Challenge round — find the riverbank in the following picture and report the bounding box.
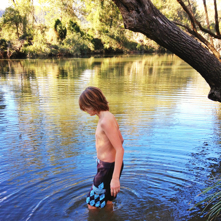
[0,47,168,59]
[0,37,168,59]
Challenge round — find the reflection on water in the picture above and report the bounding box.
[0,55,221,221]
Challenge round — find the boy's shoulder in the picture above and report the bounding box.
[100,111,118,128]
[102,111,115,121]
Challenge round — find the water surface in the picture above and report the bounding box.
[0,55,221,221]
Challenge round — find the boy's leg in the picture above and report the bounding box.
[106,201,113,205]
[88,204,99,210]
[86,161,123,209]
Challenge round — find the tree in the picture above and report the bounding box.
[54,19,67,42]
[8,0,36,38]
[68,20,83,36]
[2,7,22,38]
[40,0,77,27]
[84,0,138,51]
[112,0,221,102]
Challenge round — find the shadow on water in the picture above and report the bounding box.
[0,54,220,220]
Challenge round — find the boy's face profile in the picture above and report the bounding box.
[84,107,97,116]
[79,86,109,114]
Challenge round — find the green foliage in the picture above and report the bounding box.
[23,30,95,58]
[39,0,76,28]
[63,33,94,54]
[0,0,162,57]
[54,19,67,42]
[68,21,81,34]
[92,38,104,50]
[191,178,221,221]
[0,0,210,58]
[68,20,104,51]
[152,0,202,29]
[2,7,22,38]
[0,39,7,51]
[84,0,125,50]
[0,38,7,58]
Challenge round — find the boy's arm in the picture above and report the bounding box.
[110,146,124,197]
[101,118,124,197]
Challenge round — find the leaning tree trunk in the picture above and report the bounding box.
[112,0,221,102]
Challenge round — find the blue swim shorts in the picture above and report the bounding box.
[86,160,123,208]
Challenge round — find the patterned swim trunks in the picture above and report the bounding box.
[86,159,124,208]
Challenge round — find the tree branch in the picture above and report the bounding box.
[11,0,17,7]
[176,0,220,58]
[176,0,221,39]
[195,21,221,39]
[203,0,214,46]
[214,0,220,35]
[173,21,196,36]
[176,0,197,31]
[174,21,220,59]
[203,0,210,30]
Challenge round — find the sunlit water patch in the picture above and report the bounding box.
[0,55,220,221]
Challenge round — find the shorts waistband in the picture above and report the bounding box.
[97,159,115,169]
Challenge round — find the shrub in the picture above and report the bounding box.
[191,178,221,221]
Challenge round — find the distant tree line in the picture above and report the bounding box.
[0,0,220,59]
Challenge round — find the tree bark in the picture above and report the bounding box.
[112,0,221,102]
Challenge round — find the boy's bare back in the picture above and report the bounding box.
[96,111,124,163]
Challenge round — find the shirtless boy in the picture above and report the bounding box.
[79,86,124,209]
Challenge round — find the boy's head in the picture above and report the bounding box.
[79,86,109,113]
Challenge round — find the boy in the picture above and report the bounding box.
[79,86,124,209]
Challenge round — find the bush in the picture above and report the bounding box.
[54,19,67,42]
[191,178,221,221]
[92,38,104,51]
[0,39,7,58]
[63,33,94,55]
[0,39,7,50]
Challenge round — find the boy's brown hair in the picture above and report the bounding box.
[79,86,109,112]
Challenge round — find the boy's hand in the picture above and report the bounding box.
[110,178,120,197]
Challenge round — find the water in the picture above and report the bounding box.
[0,54,221,221]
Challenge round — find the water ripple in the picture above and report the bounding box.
[0,55,220,221]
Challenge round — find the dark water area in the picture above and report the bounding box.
[0,55,221,221]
